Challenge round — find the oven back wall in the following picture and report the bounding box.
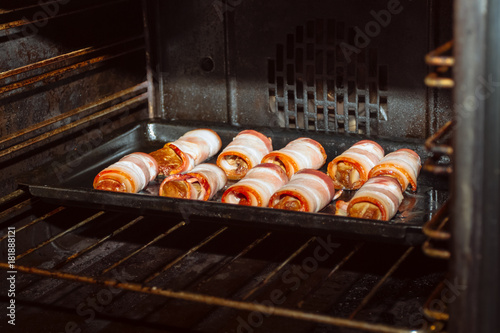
[157,0,453,138]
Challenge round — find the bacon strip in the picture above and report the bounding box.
[347,176,404,221]
[221,163,288,207]
[327,140,384,190]
[261,138,327,179]
[159,163,227,201]
[268,169,335,213]
[368,148,421,192]
[150,129,222,176]
[217,130,273,180]
[93,152,159,193]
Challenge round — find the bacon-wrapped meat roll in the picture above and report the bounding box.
[93,152,159,193]
[368,148,421,192]
[221,163,288,207]
[261,138,327,179]
[327,140,384,190]
[268,169,335,213]
[346,176,404,221]
[159,163,227,201]
[217,130,273,180]
[150,129,222,176]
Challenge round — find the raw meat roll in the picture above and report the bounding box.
[150,129,222,176]
[221,163,288,207]
[368,148,421,192]
[327,140,384,190]
[217,130,273,180]
[268,169,336,213]
[93,152,159,193]
[261,138,327,179]
[159,163,227,201]
[347,176,404,221]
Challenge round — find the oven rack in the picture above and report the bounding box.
[1,188,448,332]
[424,40,454,89]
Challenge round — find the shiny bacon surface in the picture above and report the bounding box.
[269,169,335,213]
[221,163,288,207]
[327,140,384,190]
[217,130,273,180]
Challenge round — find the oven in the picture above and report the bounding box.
[0,0,498,332]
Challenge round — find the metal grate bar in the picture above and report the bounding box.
[52,216,144,270]
[101,220,187,274]
[0,188,26,206]
[423,279,449,321]
[0,206,65,242]
[241,236,317,301]
[16,211,105,261]
[143,227,229,284]
[0,45,145,96]
[0,82,147,148]
[0,198,39,222]
[297,242,364,307]
[0,0,132,33]
[189,231,273,290]
[0,91,148,160]
[349,246,415,319]
[0,263,423,333]
[0,34,144,81]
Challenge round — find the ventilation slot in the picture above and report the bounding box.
[269,19,389,135]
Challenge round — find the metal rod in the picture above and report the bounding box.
[52,216,144,270]
[424,120,454,155]
[0,91,148,160]
[0,46,144,95]
[0,82,147,147]
[101,221,186,274]
[143,227,229,284]
[192,232,273,290]
[0,206,65,243]
[423,201,451,240]
[241,237,317,301]
[425,40,454,67]
[0,198,38,222]
[297,242,364,308]
[0,263,428,333]
[425,72,454,88]
[16,211,105,261]
[0,35,144,80]
[423,279,449,321]
[0,189,25,206]
[0,0,131,33]
[349,247,415,319]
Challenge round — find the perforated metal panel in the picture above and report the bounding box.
[268,19,388,135]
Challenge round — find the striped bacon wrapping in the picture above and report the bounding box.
[159,163,227,201]
[150,129,222,176]
[368,148,421,192]
[327,140,384,190]
[268,169,336,213]
[347,176,404,221]
[221,163,288,207]
[261,138,327,179]
[93,152,159,193]
[217,130,273,180]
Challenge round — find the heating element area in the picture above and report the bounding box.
[0,188,449,333]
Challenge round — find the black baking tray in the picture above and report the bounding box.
[21,119,449,245]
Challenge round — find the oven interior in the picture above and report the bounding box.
[0,0,456,332]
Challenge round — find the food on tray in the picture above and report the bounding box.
[221,163,288,207]
[346,176,404,221]
[327,140,384,190]
[150,129,222,176]
[368,148,421,192]
[261,138,327,179]
[217,130,273,180]
[159,163,227,201]
[268,169,335,212]
[93,152,159,193]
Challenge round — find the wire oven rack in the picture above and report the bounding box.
[0,188,449,333]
